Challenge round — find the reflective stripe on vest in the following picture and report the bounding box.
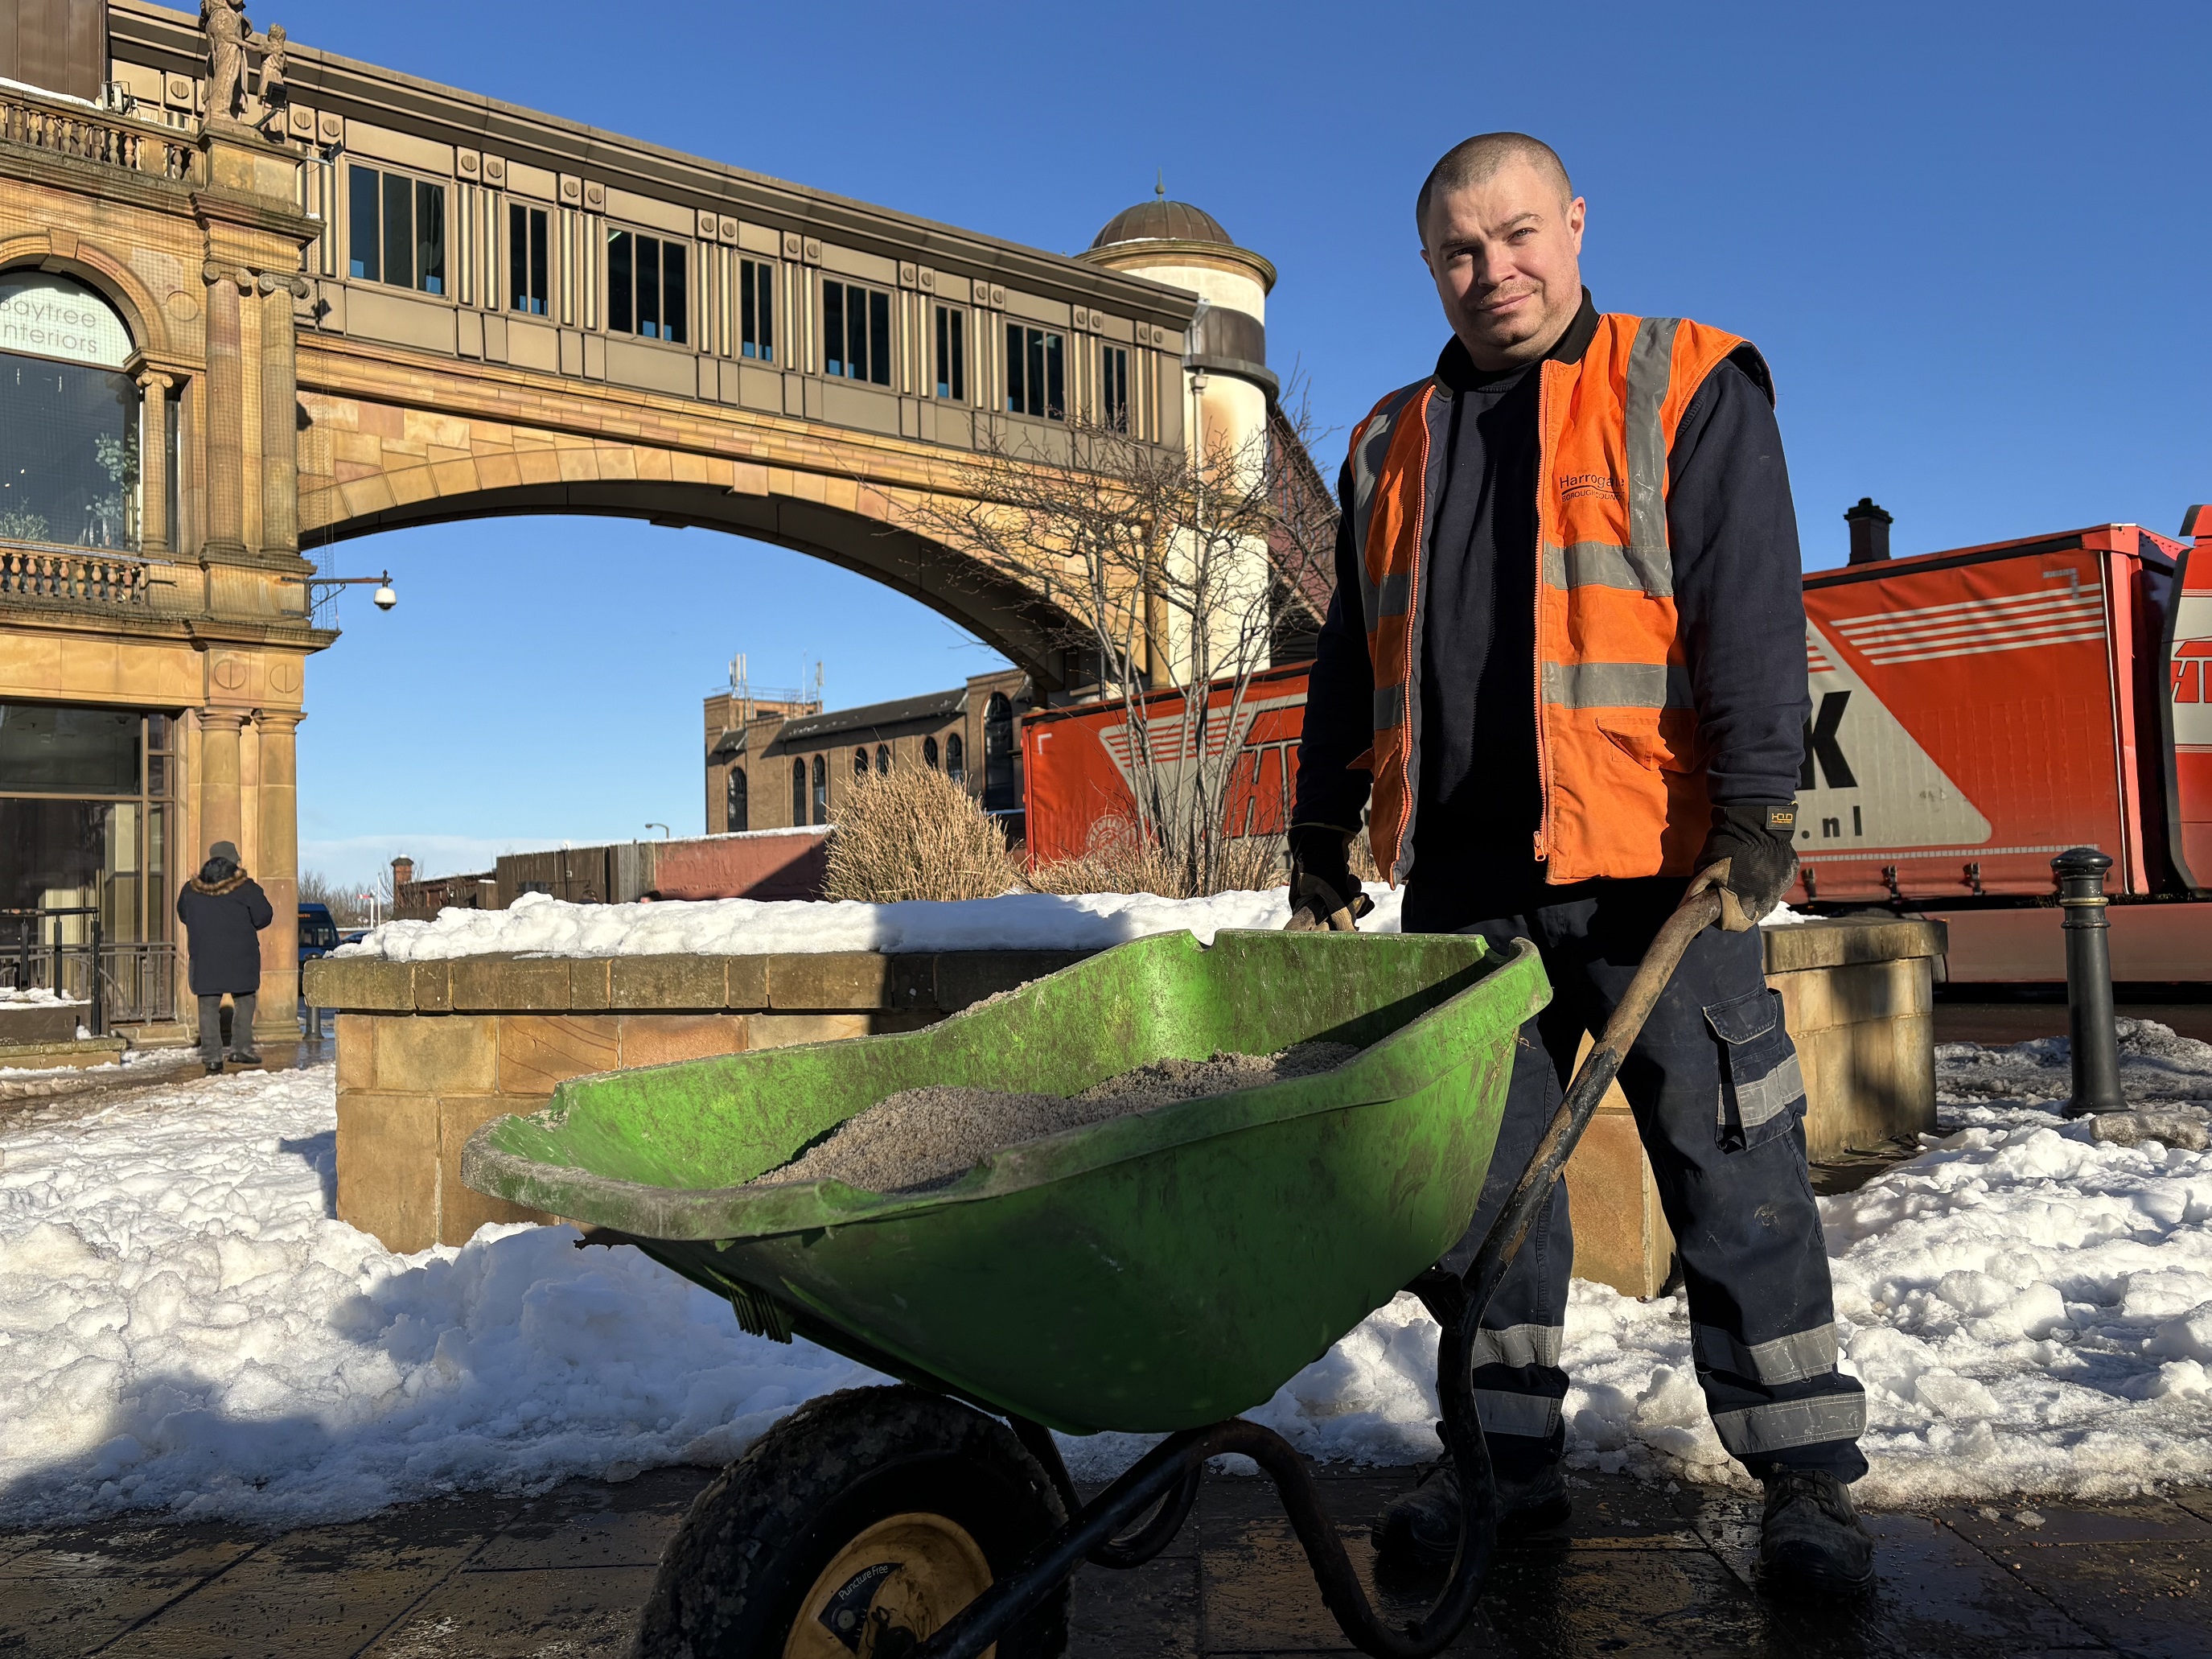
[1347,313,1758,884]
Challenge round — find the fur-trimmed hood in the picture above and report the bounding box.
[188,866,251,895]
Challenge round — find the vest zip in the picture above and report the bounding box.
[1529,361,1554,863]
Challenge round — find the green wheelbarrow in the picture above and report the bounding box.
[462,893,1720,1659]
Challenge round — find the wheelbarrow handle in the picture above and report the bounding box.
[1458,886,1724,1319]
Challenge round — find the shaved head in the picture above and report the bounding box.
[1416,133,1573,242]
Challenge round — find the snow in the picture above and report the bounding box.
[0,988,82,1007]
[335,885,1408,961]
[3,1020,2207,1526]
[337,884,1808,963]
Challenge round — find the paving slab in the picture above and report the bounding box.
[360,1563,657,1658]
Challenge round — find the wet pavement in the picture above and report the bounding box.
[2,1463,2205,1657]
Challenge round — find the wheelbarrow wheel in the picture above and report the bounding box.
[631,1385,1070,1659]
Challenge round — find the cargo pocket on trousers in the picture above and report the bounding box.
[1704,986,1806,1153]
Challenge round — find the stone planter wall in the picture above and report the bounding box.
[306,918,1943,1291]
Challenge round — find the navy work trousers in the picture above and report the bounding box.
[1405,873,1868,1484]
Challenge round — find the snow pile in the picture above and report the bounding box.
[0,1067,873,1526]
[338,884,1812,964]
[5,1022,2208,1525]
[0,987,78,1007]
[335,886,1407,961]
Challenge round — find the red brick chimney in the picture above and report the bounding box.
[392,855,415,888]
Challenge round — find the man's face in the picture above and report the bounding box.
[1420,161,1586,372]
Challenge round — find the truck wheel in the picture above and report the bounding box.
[631,1385,1070,1659]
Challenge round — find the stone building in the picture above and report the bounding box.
[706,667,1033,836]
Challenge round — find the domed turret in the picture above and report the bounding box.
[1090,192,1237,253]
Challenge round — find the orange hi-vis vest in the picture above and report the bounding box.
[1348,313,1759,885]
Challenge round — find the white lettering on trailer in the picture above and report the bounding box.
[1795,623,1992,854]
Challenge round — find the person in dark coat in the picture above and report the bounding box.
[176,839,273,1072]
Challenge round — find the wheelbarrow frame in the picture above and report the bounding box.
[891,888,1724,1659]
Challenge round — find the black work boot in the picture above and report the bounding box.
[1371,1459,1572,1566]
[1758,1468,1875,1594]
[204,1057,224,1076]
[227,1048,262,1066]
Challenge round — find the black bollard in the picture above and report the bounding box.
[2053,848,2125,1118]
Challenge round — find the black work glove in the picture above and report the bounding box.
[1285,823,1375,932]
[1689,803,1799,932]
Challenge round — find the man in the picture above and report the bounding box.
[1288,133,1873,1593]
[176,838,273,1073]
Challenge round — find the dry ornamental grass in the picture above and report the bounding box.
[820,766,1025,903]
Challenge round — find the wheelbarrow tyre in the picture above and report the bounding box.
[631,1385,1070,1659]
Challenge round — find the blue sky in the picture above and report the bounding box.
[292,0,2212,889]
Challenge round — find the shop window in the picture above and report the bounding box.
[0,274,153,551]
[726,766,747,833]
[608,229,688,343]
[824,281,891,385]
[740,258,775,361]
[0,702,174,956]
[811,754,828,824]
[933,305,965,401]
[1005,324,1065,419]
[1100,344,1130,430]
[983,692,1018,808]
[946,733,965,784]
[875,743,890,775]
[791,758,807,825]
[347,163,446,294]
[508,203,549,315]
[923,735,939,768]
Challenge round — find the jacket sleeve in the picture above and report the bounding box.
[1666,356,1811,806]
[1289,459,1375,834]
[243,880,275,931]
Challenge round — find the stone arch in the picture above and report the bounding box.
[294,390,1075,685]
[0,233,178,364]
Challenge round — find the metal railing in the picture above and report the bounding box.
[0,90,195,183]
[0,911,179,1031]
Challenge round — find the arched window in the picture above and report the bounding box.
[791,758,807,825]
[945,732,964,784]
[812,753,828,824]
[982,692,1018,809]
[726,766,747,833]
[923,735,939,769]
[875,743,890,775]
[0,273,165,552]
[853,746,869,778]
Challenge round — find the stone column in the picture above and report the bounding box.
[197,710,247,858]
[257,274,308,557]
[200,262,252,558]
[135,372,173,554]
[253,709,302,1040]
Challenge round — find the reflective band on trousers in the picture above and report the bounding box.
[1540,661,1696,710]
[1710,1393,1867,1457]
[1693,1323,1838,1385]
[1728,1052,1806,1131]
[1472,1323,1566,1371]
[1474,1388,1562,1439]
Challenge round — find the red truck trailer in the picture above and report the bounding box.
[1022,509,2212,982]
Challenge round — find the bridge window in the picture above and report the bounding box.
[607,229,688,344]
[1005,325,1065,420]
[823,281,891,386]
[923,735,939,769]
[726,766,747,833]
[876,743,890,775]
[945,731,965,785]
[811,754,828,824]
[1100,344,1130,430]
[739,259,775,361]
[791,759,806,825]
[983,692,1018,809]
[508,203,549,315]
[933,305,965,401]
[347,164,446,295]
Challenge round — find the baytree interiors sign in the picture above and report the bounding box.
[0,275,134,370]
